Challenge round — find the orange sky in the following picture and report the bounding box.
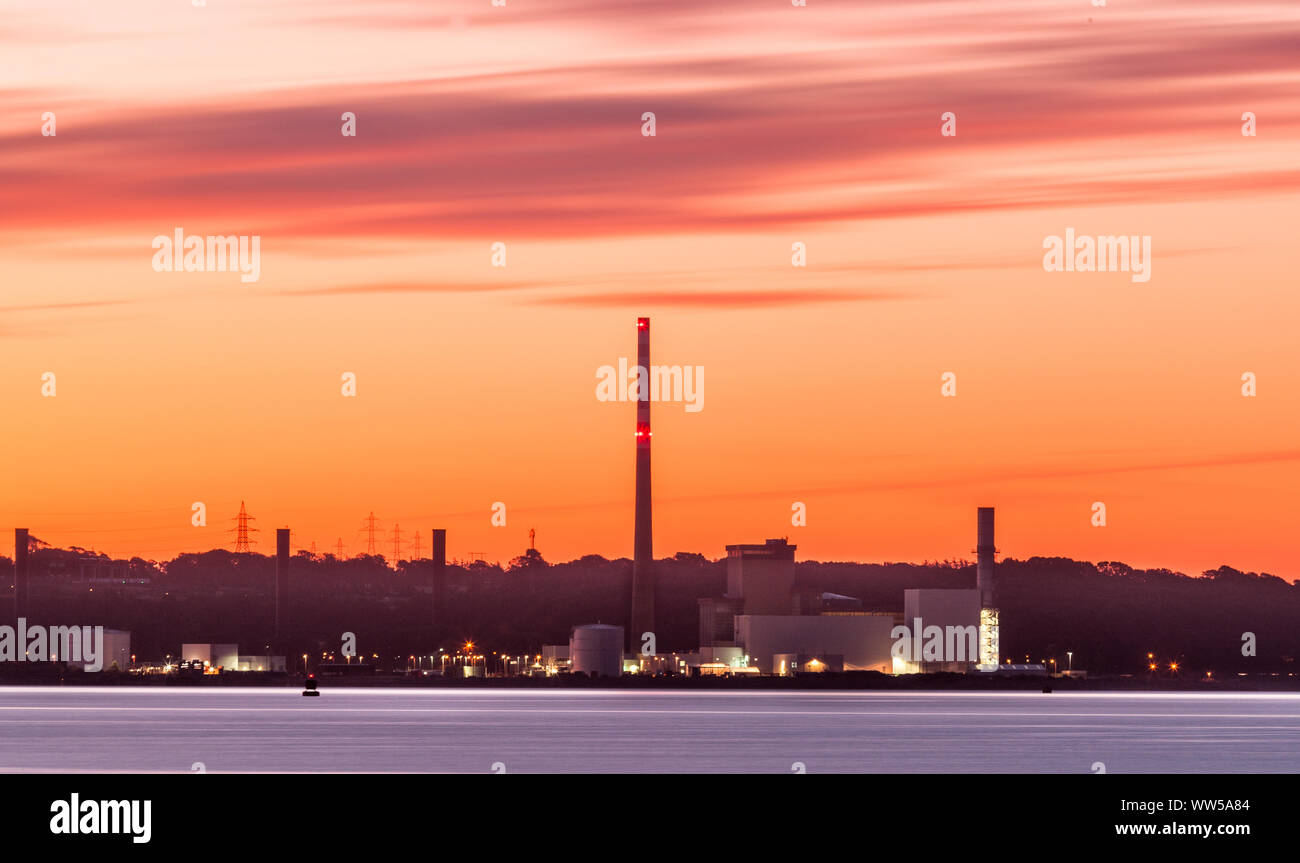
[2,0,1298,577]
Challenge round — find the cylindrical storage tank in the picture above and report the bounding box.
[569,624,624,678]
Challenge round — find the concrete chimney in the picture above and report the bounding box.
[431,528,446,624]
[977,507,996,609]
[629,316,655,653]
[14,528,29,621]
[275,528,289,641]
[975,507,999,670]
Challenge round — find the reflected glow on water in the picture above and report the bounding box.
[1,687,1297,773]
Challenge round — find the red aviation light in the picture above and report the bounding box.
[637,318,648,330]
[636,422,652,439]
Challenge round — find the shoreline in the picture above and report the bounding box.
[2,670,1297,693]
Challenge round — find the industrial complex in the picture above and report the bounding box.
[551,318,1035,680]
[3,318,1050,683]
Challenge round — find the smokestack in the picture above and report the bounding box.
[976,507,999,670]
[431,528,446,624]
[977,507,995,609]
[275,528,289,641]
[14,528,29,621]
[629,316,655,653]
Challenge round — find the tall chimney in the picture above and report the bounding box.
[431,528,446,625]
[976,507,999,669]
[977,507,995,609]
[275,528,289,641]
[14,528,29,621]
[629,316,655,653]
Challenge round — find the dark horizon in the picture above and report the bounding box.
[4,536,1297,676]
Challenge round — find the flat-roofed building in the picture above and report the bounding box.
[736,614,894,674]
[896,589,980,673]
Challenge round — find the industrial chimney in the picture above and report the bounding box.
[275,528,289,641]
[976,507,999,670]
[629,316,655,653]
[431,528,446,625]
[14,528,29,622]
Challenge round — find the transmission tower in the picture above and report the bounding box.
[364,511,379,556]
[336,538,345,559]
[410,531,423,560]
[391,524,403,561]
[231,501,259,553]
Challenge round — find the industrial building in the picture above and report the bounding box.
[540,644,570,674]
[896,589,981,674]
[235,654,286,672]
[182,643,239,669]
[698,539,798,649]
[726,539,799,614]
[697,538,896,674]
[737,614,894,674]
[181,643,285,672]
[66,629,131,672]
[694,507,1011,677]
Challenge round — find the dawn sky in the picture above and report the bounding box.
[2,0,1298,577]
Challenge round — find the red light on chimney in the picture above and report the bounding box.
[636,423,652,438]
[637,318,648,330]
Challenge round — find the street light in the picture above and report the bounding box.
[1066,651,1073,673]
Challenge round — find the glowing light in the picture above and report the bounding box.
[977,607,1000,671]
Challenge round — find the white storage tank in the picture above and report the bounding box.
[569,624,624,678]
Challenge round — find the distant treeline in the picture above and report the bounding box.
[2,544,1296,675]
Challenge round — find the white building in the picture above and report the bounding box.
[896,589,980,674]
[736,614,894,674]
[181,643,240,669]
[66,629,131,672]
[235,655,286,672]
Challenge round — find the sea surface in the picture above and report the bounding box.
[1,687,1298,773]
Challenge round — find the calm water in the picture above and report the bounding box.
[1,686,1298,773]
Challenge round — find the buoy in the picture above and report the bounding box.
[302,674,320,697]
